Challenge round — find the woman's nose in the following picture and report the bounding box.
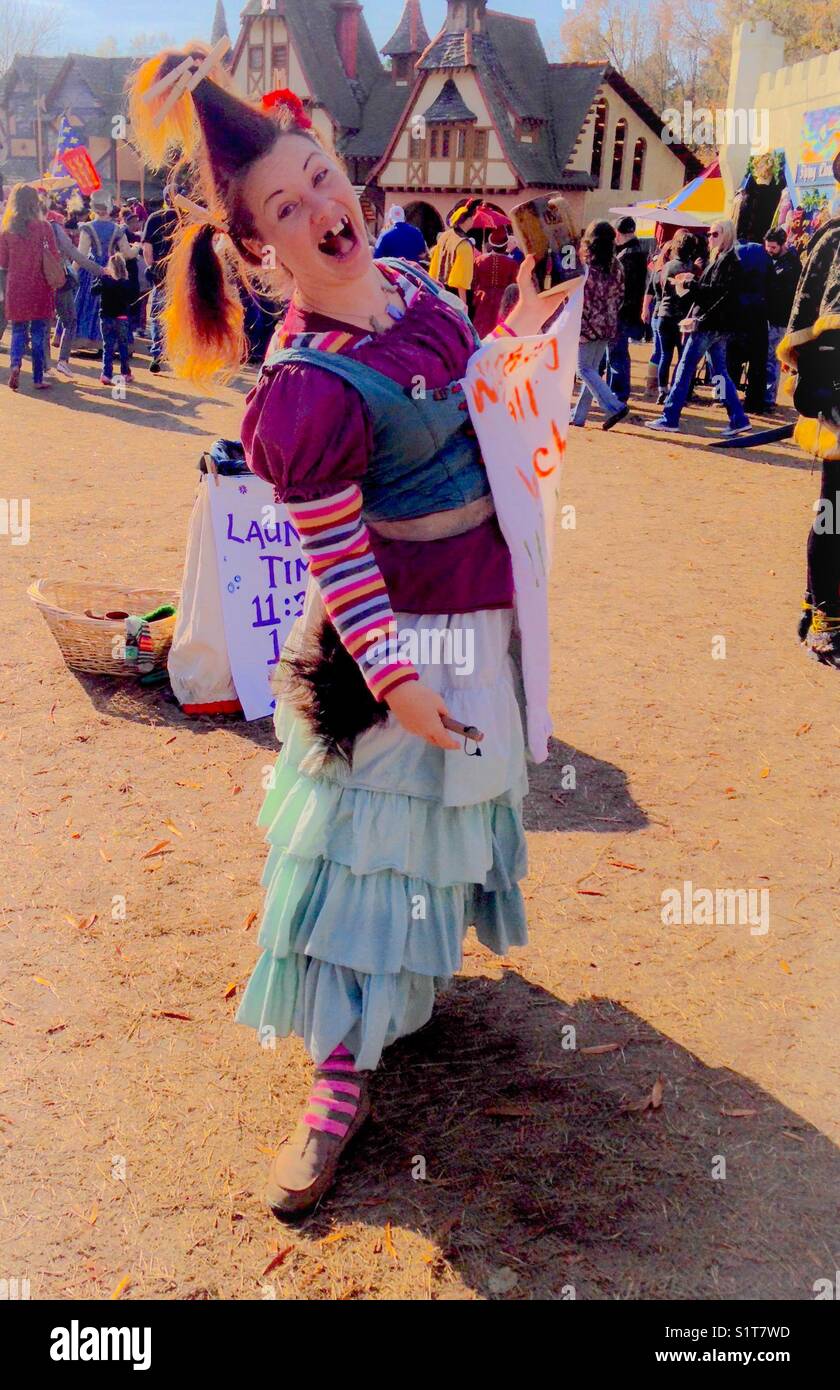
[308,191,337,224]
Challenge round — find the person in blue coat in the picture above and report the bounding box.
[373,205,427,264]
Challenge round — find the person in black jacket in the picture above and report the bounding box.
[763,227,801,404]
[777,188,840,668]
[92,252,134,385]
[646,218,751,436]
[653,229,700,402]
[606,215,648,402]
[726,238,773,413]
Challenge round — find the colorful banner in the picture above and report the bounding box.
[464,281,584,762]
[59,144,101,197]
[793,106,840,227]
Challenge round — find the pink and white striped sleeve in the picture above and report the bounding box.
[286,483,419,703]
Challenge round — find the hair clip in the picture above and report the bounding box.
[146,37,231,128]
[171,192,227,233]
[261,87,312,129]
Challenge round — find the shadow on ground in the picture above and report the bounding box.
[524,735,647,833]
[265,973,839,1300]
[73,671,278,750]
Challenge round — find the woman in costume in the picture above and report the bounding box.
[128,45,570,1218]
[73,196,137,351]
[471,227,519,337]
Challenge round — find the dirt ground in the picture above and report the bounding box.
[1,338,838,1302]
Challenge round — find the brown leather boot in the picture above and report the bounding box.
[265,1058,371,1219]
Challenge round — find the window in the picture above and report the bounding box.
[590,97,607,181]
[457,128,467,159]
[271,45,288,80]
[610,118,627,190]
[441,128,451,158]
[430,128,439,157]
[248,47,263,72]
[473,129,488,158]
[393,55,411,83]
[409,130,424,158]
[630,136,646,192]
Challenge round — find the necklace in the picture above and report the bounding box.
[295,271,406,335]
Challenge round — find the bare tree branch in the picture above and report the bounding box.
[0,0,63,77]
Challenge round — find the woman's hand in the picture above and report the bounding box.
[505,254,579,337]
[385,680,460,750]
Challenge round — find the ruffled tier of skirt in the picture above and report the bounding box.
[235,608,529,1071]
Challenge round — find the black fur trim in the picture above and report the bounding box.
[274,616,390,765]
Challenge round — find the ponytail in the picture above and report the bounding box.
[162,222,245,382]
[126,42,325,382]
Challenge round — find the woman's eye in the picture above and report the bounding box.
[313,169,328,186]
[278,203,296,221]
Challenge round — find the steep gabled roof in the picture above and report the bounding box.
[422,77,476,124]
[547,62,701,176]
[545,62,607,173]
[0,55,66,103]
[382,0,430,58]
[211,0,230,45]
[0,53,138,125]
[339,73,414,157]
[234,0,401,150]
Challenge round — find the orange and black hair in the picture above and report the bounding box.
[127,44,327,381]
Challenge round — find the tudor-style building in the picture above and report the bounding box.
[0,54,150,197]
[228,0,410,203]
[370,0,701,238]
[0,1,701,233]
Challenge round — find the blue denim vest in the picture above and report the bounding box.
[261,258,490,523]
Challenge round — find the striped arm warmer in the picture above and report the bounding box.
[489,321,517,339]
[286,483,420,703]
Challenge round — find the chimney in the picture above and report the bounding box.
[335,1,361,81]
[444,0,487,34]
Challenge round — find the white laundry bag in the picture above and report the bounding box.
[168,476,241,715]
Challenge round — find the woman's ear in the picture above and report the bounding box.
[240,234,266,263]
[241,234,289,280]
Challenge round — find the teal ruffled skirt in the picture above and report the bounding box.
[235,609,529,1071]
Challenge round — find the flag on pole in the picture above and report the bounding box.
[52,113,101,197]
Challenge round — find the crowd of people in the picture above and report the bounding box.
[417,198,807,441]
[0,178,277,388]
[1,146,837,680]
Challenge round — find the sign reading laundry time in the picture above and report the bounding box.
[207,475,308,719]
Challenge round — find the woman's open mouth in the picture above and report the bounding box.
[317,214,359,261]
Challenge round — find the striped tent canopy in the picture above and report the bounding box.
[610,160,727,237]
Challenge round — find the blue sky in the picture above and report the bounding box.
[44,1,562,59]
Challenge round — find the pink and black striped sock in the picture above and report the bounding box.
[303,1044,362,1138]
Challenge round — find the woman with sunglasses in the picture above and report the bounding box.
[646,218,751,438]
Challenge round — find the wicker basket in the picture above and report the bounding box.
[28,579,179,676]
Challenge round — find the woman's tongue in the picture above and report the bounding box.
[319,218,356,259]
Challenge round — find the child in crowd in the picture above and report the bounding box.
[92,251,134,385]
